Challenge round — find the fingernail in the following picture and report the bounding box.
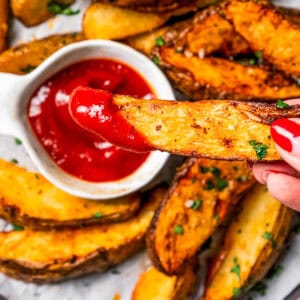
[271,119,300,154]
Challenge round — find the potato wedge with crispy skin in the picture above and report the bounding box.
[0,187,165,283]
[202,184,294,300]
[83,3,168,40]
[160,8,249,57]
[132,264,197,300]
[147,158,254,275]
[0,33,83,75]
[279,7,300,26]
[155,48,300,100]
[0,159,141,229]
[222,0,300,78]
[11,0,75,26]
[76,93,300,161]
[0,0,8,52]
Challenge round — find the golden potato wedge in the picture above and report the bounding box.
[222,0,300,77]
[0,33,83,75]
[155,48,300,100]
[126,27,169,55]
[76,93,300,161]
[202,184,294,300]
[11,0,75,26]
[0,0,8,52]
[0,159,142,229]
[132,264,197,300]
[279,7,300,26]
[83,3,168,40]
[147,158,255,275]
[0,187,165,283]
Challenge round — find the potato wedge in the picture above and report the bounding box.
[72,92,300,161]
[0,159,142,229]
[279,7,300,26]
[0,187,165,283]
[155,48,300,100]
[222,0,300,78]
[0,33,83,75]
[132,264,197,300]
[0,0,8,52]
[147,158,255,275]
[201,184,294,300]
[83,3,168,40]
[11,0,75,26]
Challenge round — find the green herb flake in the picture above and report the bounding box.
[191,177,197,183]
[214,214,220,222]
[200,166,209,173]
[94,212,103,218]
[255,51,262,60]
[251,282,267,296]
[15,138,22,145]
[233,287,242,298]
[266,265,283,279]
[111,269,121,274]
[155,36,165,47]
[216,177,229,191]
[276,99,291,109]
[20,64,36,73]
[191,199,203,210]
[210,167,221,177]
[204,179,215,190]
[263,232,277,249]
[248,140,269,160]
[152,55,160,65]
[11,158,18,164]
[231,257,241,280]
[12,224,24,231]
[248,58,256,65]
[173,225,184,235]
[48,1,80,16]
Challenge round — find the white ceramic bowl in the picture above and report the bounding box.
[0,40,175,199]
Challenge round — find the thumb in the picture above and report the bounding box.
[271,117,300,173]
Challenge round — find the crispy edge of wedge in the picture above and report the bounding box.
[0,0,8,52]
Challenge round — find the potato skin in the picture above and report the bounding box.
[0,159,143,229]
[114,95,300,161]
[11,0,74,26]
[0,187,166,283]
[0,33,83,74]
[132,263,197,300]
[147,158,255,275]
[202,184,294,300]
[0,0,8,52]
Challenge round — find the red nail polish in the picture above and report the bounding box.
[271,119,300,152]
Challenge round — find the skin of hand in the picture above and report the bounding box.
[252,99,300,211]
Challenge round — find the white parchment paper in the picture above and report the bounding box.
[0,1,299,299]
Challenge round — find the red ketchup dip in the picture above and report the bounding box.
[27,59,153,182]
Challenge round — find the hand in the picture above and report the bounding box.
[252,99,300,211]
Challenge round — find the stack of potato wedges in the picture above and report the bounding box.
[0,0,299,299]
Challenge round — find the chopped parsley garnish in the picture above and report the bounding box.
[255,51,263,64]
[48,1,80,16]
[200,166,209,173]
[191,199,203,210]
[191,177,197,183]
[94,212,103,218]
[231,257,241,280]
[210,167,221,177]
[11,158,18,164]
[173,225,184,235]
[12,224,24,231]
[111,269,121,274]
[248,140,268,160]
[276,99,291,109]
[216,177,229,191]
[152,55,160,65]
[15,138,22,145]
[20,64,36,73]
[214,214,220,222]
[155,37,165,46]
[266,264,283,279]
[248,58,256,65]
[204,179,215,190]
[263,232,277,249]
[251,282,267,296]
[233,287,242,298]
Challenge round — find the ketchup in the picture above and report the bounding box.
[27,59,153,182]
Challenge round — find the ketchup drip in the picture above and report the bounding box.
[27,59,153,182]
